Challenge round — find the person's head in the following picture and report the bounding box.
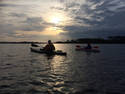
[88,42,90,45]
[48,40,52,44]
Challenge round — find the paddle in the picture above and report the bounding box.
[76,45,81,47]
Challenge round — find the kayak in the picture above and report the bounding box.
[30,47,67,56]
[31,44,39,47]
[75,47,100,52]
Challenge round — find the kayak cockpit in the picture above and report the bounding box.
[30,47,67,56]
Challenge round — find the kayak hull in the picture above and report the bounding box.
[30,47,67,56]
[75,48,100,52]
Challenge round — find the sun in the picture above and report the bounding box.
[41,11,72,35]
[43,11,72,26]
[51,17,61,24]
[46,12,65,25]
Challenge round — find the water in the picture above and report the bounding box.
[0,44,125,94]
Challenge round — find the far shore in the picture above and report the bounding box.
[0,42,125,44]
[1,36,125,44]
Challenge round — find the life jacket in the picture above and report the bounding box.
[44,44,55,51]
[85,44,92,49]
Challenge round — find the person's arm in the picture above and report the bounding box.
[52,44,55,50]
[43,44,48,50]
[53,45,55,50]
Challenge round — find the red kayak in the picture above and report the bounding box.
[75,45,100,52]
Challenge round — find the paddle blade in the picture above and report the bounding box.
[93,46,99,48]
[76,45,81,48]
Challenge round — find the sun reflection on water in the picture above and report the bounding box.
[50,56,67,73]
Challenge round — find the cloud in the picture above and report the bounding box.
[0,0,125,41]
[20,17,45,31]
[9,13,27,17]
[0,3,21,7]
[56,0,125,38]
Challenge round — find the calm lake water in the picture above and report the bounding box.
[0,44,125,94]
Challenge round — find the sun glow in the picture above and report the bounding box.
[41,10,72,35]
[44,11,69,25]
[49,15,64,25]
[51,17,61,24]
[41,26,64,35]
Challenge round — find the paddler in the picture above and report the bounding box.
[85,43,92,49]
[43,40,55,52]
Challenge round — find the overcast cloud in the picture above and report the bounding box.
[0,0,125,41]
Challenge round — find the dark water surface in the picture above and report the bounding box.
[0,44,125,94]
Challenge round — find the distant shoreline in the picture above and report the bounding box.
[0,42,125,44]
[1,36,125,44]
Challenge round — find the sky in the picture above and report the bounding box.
[0,0,125,41]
